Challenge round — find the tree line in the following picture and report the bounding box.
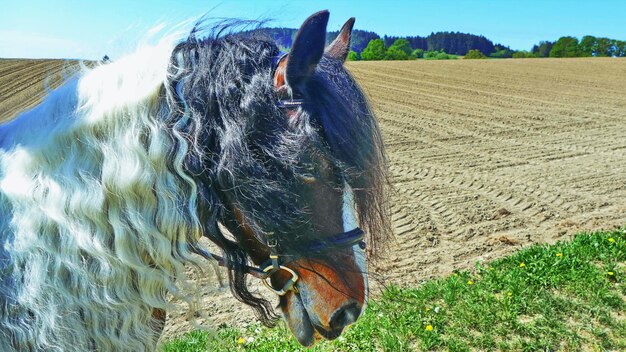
[381,32,496,55]
[255,28,625,60]
[532,36,626,57]
[257,28,496,57]
[358,38,459,60]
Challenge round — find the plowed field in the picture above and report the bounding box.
[350,58,626,284]
[2,57,625,340]
[0,59,79,120]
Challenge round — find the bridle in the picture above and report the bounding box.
[191,227,365,296]
[189,53,367,296]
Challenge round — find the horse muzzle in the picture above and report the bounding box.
[314,302,361,339]
[278,252,367,346]
[282,288,364,346]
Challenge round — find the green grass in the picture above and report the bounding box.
[164,229,626,351]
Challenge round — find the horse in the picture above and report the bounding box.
[0,10,390,350]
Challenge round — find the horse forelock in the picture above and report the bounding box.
[306,56,391,258]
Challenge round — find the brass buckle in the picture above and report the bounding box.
[262,264,299,296]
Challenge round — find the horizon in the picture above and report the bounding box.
[1,0,625,60]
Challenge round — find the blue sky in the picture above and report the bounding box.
[1,0,625,59]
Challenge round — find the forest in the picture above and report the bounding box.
[256,27,626,60]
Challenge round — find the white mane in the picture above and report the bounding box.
[0,39,206,351]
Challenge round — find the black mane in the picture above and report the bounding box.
[163,24,390,324]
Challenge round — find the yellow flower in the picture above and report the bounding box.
[425,307,431,312]
[556,253,563,257]
[507,292,513,297]
[237,337,245,344]
[608,271,614,276]
[425,325,434,331]
[608,238,615,243]
[519,262,526,267]
[467,280,474,285]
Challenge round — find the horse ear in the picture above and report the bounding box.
[325,17,355,62]
[286,10,329,88]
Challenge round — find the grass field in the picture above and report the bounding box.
[164,229,626,351]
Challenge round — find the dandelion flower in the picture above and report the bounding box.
[467,280,474,285]
[556,253,563,257]
[608,238,615,243]
[507,292,513,297]
[608,271,614,276]
[237,337,245,345]
[425,325,434,331]
[519,262,526,268]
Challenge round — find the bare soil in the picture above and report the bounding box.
[2,57,625,342]
[0,59,81,121]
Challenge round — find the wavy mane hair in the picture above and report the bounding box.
[0,21,389,351]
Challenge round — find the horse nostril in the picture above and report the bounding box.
[329,303,361,332]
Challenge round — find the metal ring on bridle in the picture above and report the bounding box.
[262,264,299,296]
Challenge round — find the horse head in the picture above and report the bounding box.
[178,10,390,346]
